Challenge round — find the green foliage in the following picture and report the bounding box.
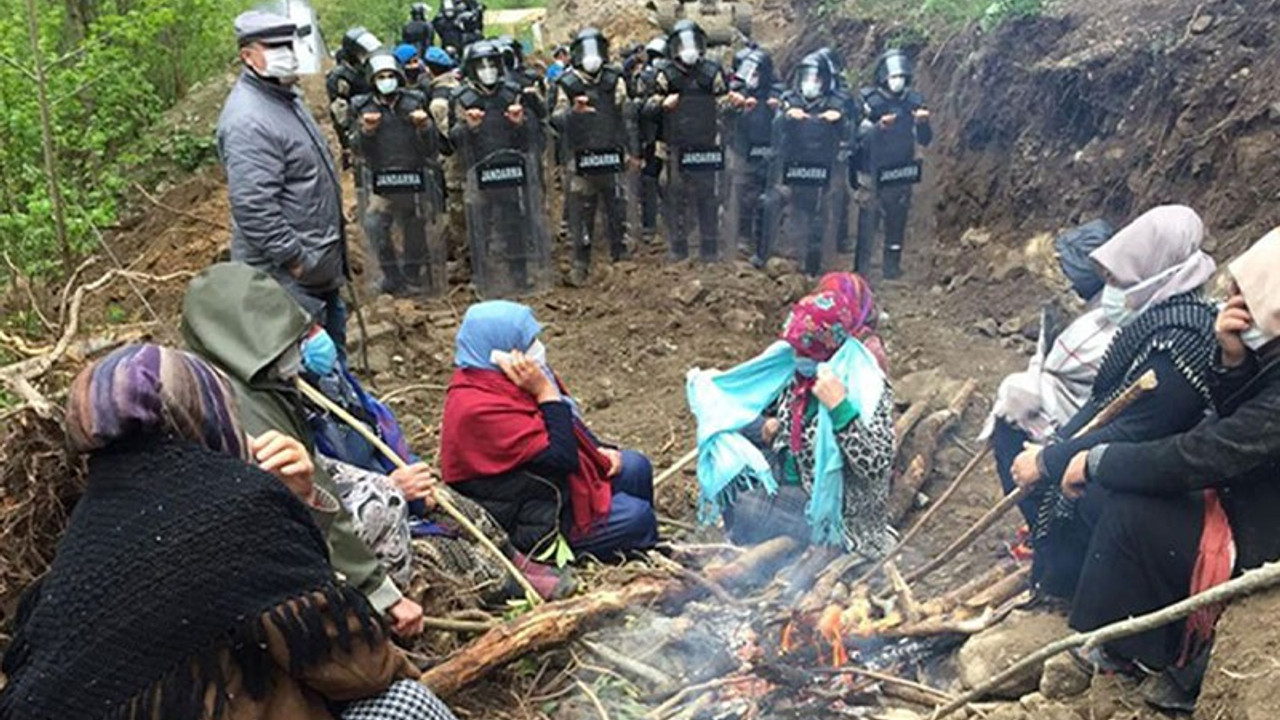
[0,0,239,278]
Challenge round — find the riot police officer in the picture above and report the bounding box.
[855,49,931,280]
[649,20,728,262]
[450,41,552,296]
[401,3,435,57]
[326,27,381,167]
[553,28,639,285]
[351,50,445,297]
[723,46,780,258]
[813,46,860,253]
[434,0,483,58]
[424,47,466,259]
[759,52,847,276]
[633,36,669,244]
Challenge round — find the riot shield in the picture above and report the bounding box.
[662,91,726,262]
[465,148,554,298]
[360,162,448,298]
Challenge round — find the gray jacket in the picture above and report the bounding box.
[218,70,347,294]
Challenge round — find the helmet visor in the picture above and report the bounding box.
[883,54,910,78]
[672,29,703,61]
[576,37,605,70]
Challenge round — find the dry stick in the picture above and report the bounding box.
[892,388,938,453]
[422,616,498,633]
[648,674,752,719]
[579,638,676,688]
[574,678,612,720]
[85,221,160,323]
[814,665,955,703]
[381,382,449,402]
[653,448,698,489]
[932,560,1280,719]
[132,181,231,232]
[905,369,1159,588]
[294,377,544,606]
[852,444,992,589]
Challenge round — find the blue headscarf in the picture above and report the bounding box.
[455,301,542,370]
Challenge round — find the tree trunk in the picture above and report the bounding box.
[25,0,72,272]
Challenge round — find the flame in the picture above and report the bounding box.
[781,620,798,654]
[817,605,848,666]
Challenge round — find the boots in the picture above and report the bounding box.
[883,245,903,280]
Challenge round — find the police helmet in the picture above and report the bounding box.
[874,48,914,90]
[571,28,610,74]
[410,2,429,21]
[342,27,382,62]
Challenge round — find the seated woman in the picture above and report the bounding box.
[296,326,564,600]
[0,344,455,720]
[983,221,1120,523]
[1061,229,1280,711]
[689,289,895,556]
[440,301,659,559]
[1005,205,1219,598]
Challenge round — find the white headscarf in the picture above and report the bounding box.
[1229,227,1280,339]
[1089,205,1217,314]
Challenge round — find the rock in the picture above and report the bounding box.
[777,273,811,303]
[957,611,1072,699]
[1269,102,1280,123]
[764,257,798,280]
[364,345,395,376]
[722,308,765,333]
[974,318,1001,337]
[392,299,430,328]
[894,368,945,408]
[670,279,707,306]
[1040,653,1090,699]
[999,318,1023,336]
[961,227,993,248]
[1189,13,1214,34]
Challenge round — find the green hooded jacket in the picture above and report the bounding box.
[181,263,401,612]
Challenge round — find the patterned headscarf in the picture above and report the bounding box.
[65,344,249,460]
[780,291,861,451]
[815,272,889,373]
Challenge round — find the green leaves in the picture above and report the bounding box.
[534,532,577,568]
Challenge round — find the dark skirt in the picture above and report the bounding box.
[1068,491,1203,670]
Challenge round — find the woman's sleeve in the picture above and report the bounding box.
[525,401,580,477]
[1092,371,1280,495]
[1039,352,1207,483]
[267,594,418,701]
[835,394,894,488]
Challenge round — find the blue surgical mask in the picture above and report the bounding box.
[301,329,339,377]
[795,357,818,378]
[1100,285,1136,327]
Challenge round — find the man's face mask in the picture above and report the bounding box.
[887,74,907,94]
[582,54,603,74]
[800,72,823,100]
[257,44,299,84]
[375,74,399,95]
[476,59,500,86]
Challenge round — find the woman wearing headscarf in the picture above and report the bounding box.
[0,345,456,720]
[814,272,890,374]
[982,221,1120,525]
[1004,205,1219,598]
[440,301,659,559]
[689,290,895,556]
[1056,228,1280,711]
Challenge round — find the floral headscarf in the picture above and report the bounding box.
[815,272,889,373]
[780,291,863,451]
[65,344,249,460]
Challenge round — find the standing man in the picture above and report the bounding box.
[424,47,467,260]
[401,2,435,57]
[218,11,349,355]
[855,48,931,281]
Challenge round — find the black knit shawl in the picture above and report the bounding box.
[0,440,383,720]
[1090,291,1218,407]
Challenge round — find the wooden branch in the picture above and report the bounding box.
[893,388,937,451]
[813,665,955,703]
[132,182,231,232]
[575,678,612,720]
[918,560,1017,617]
[422,616,498,633]
[295,377,543,606]
[932,560,1280,718]
[889,454,930,524]
[653,448,697,489]
[421,537,802,699]
[909,370,1159,589]
[889,381,978,522]
[885,560,923,623]
[963,565,1031,610]
[648,674,751,720]
[579,639,675,688]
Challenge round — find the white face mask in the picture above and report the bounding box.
[800,78,822,100]
[259,45,299,83]
[526,339,547,366]
[679,47,700,66]
[1240,325,1274,352]
[582,55,603,74]
[477,65,500,86]
[375,76,399,95]
[1100,285,1137,327]
[887,75,906,94]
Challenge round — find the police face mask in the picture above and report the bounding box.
[800,72,823,100]
[476,58,500,86]
[579,38,605,74]
[582,54,603,74]
[674,31,700,66]
[1100,285,1137,326]
[887,74,907,94]
[258,44,299,84]
[374,74,399,95]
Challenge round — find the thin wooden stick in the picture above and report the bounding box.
[906,370,1159,588]
[653,448,697,488]
[579,639,675,687]
[814,665,955,702]
[294,377,544,605]
[422,616,498,633]
[648,674,751,719]
[853,444,991,588]
[932,560,1280,718]
[381,382,449,402]
[575,678,612,720]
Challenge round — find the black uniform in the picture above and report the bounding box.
[325,62,369,158]
[401,20,434,55]
[634,58,667,242]
[653,57,728,260]
[724,49,780,258]
[352,87,444,295]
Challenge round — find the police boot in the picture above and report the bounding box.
[568,242,591,287]
[883,245,903,281]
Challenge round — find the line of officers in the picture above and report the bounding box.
[324,18,931,300]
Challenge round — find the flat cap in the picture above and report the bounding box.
[234,10,297,46]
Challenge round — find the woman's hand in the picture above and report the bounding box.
[497,350,559,403]
[387,597,425,638]
[599,448,623,477]
[812,366,847,410]
[1062,451,1089,499]
[390,462,438,507]
[1010,443,1043,489]
[1216,292,1253,368]
[761,417,781,444]
[251,431,316,503]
